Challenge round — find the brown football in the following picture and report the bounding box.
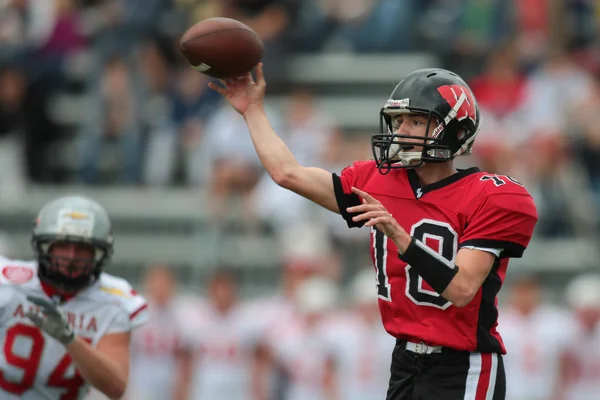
[179,18,263,79]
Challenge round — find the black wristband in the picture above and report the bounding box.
[399,237,459,294]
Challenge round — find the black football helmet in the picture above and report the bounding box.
[372,68,481,173]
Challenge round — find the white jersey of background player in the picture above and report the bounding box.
[0,196,148,400]
[123,265,189,400]
[556,274,600,400]
[499,275,574,400]
[323,269,395,400]
[265,276,339,400]
[176,270,265,400]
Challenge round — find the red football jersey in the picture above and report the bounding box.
[332,161,538,353]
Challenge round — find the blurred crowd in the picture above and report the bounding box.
[84,263,600,400]
[1,0,600,237]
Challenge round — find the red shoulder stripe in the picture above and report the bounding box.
[129,303,148,320]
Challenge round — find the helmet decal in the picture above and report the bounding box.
[385,98,410,108]
[57,209,95,237]
[437,85,477,125]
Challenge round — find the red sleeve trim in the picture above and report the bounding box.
[129,303,148,320]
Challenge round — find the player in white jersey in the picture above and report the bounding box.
[323,269,396,400]
[176,269,265,400]
[556,274,600,400]
[0,196,148,400]
[499,275,574,400]
[264,276,340,400]
[246,254,320,400]
[125,265,187,400]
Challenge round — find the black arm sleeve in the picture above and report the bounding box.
[332,173,364,228]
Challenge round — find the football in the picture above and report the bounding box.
[179,17,264,79]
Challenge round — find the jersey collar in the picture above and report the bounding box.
[40,281,77,303]
[407,167,480,199]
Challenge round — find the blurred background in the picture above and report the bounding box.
[1,0,600,399]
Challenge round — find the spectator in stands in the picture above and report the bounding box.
[469,45,528,175]
[418,0,514,76]
[78,56,143,184]
[2,0,87,183]
[84,0,169,61]
[140,41,179,186]
[569,73,600,220]
[513,0,558,70]
[143,65,221,186]
[292,0,415,53]
[0,66,27,202]
[520,47,595,236]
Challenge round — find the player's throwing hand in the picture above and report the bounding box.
[347,187,406,240]
[208,63,266,116]
[26,295,75,345]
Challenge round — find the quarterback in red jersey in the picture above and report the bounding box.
[210,65,538,400]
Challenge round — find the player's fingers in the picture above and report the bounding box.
[351,210,373,221]
[27,295,51,308]
[346,203,371,213]
[25,311,44,326]
[364,216,392,227]
[364,218,380,227]
[27,297,60,316]
[351,187,381,204]
[207,82,226,95]
[352,210,389,222]
[347,203,386,213]
[255,63,265,86]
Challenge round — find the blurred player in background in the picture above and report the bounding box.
[124,265,187,400]
[324,268,396,400]
[0,196,148,399]
[499,274,574,400]
[556,274,600,400]
[246,223,332,333]
[246,223,332,400]
[262,276,339,400]
[175,269,265,400]
[210,64,538,399]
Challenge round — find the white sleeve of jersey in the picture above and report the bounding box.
[97,273,149,334]
[0,285,13,320]
[0,255,37,286]
[461,246,502,257]
[0,255,37,322]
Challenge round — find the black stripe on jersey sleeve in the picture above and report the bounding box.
[459,239,526,258]
[332,173,364,228]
